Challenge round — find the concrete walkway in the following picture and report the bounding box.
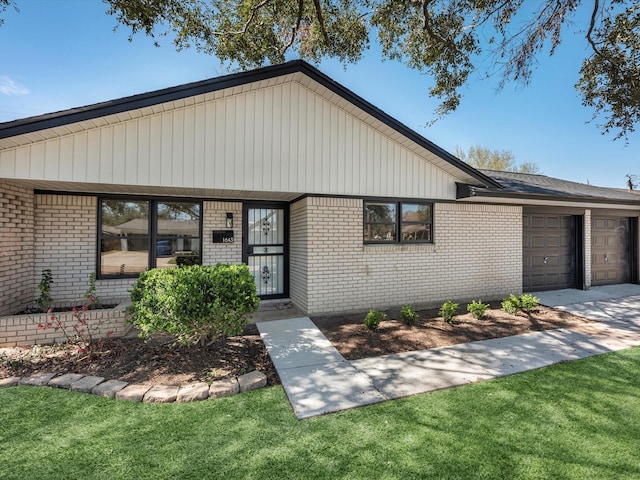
[258,285,640,419]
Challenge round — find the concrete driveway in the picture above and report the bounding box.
[533,284,640,332]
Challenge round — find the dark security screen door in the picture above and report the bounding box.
[244,206,288,298]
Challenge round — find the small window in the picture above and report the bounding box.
[401,203,432,242]
[99,198,202,278]
[363,202,396,242]
[364,201,432,244]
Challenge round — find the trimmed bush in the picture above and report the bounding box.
[439,301,459,324]
[128,264,260,346]
[467,300,489,319]
[501,294,521,315]
[519,294,540,314]
[363,310,386,330]
[401,305,419,326]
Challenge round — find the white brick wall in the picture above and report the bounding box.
[202,201,243,265]
[34,194,134,304]
[290,197,523,315]
[290,200,309,312]
[0,182,35,315]
[0,303,130,347]
[30,196,245,307]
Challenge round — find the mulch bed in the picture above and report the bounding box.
[1,324,279,387]
[312,303,593,360]
[2,303,593,386]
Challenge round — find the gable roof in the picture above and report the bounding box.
[457,169,640,206]
[0,60,500,190]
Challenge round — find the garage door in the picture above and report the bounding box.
[591,216,631,286]
[523,213,576,291]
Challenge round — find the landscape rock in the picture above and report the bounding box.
[176,382,209,402]
[0,376,21,387]
[238,371,267,392]
[48,373,85,389]
[209,378,239,398]
[91,379,128,398]
[19,372,57,386]
[70,375,105,393]
[116,384,151,402]
[144,385,179,403]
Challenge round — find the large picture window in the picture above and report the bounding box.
[99,198,201,278]
[364,201,432,244]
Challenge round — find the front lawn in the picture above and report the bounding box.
[2,347,640,480]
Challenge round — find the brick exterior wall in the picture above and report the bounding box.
[0,302,131,347]
[289,197,523,315]
[289,200,309,312]
[35,194,133,305]
[0,182,35,316]
[202,201,243,266]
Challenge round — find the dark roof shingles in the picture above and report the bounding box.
[477,169,640,202]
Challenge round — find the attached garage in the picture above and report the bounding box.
[523,210,581,292]
[591,215,637,286]
[459,170,640,293]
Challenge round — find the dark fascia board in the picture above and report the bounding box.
[457,183,640,206]
[0,60,501,189]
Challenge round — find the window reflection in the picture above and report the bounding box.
[363,203,396,242]
[156,202,201,268]
[100,201,150,276]
[99,199,202,277]
[401,203,432,242]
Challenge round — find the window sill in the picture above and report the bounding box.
[363,243,436,253]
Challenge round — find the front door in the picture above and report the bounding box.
[243,205,288,298]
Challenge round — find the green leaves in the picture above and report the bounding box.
[576,4,640,140]
[438,300,459,324]
[98,1,640,138]
[128,264,260,345]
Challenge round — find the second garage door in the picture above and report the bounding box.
[523,213,577,291]
[591,216,631,286]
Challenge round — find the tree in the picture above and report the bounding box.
[3,1,639,139]
[455,146,541,174]
[0,0,13,26]
[626,174,639,190]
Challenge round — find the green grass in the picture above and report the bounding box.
[2,348,640,479]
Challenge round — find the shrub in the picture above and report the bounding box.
[363,310,386,330]
[401,305,419,326]
[37,269,54,313]
[519,294,540,314]
[467,300,489,319]
[439,301,459,324]
[501,294,521,315]
[176,254,200,267]
[128,264,260,346]
[83,272,102,309]
[37,304,113,356]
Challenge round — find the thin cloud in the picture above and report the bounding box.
[0,76,30,95]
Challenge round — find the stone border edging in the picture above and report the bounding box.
[0,370,268,403]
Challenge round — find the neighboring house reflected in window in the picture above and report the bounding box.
[99,198,201,278]
[363,200,433,244]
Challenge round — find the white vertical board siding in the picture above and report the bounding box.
[0,81,459,199]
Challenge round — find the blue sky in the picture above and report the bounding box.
[0,0,638,188]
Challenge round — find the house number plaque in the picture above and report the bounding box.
[212,230,234,243]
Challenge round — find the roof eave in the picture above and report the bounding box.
[457,184,640,206]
